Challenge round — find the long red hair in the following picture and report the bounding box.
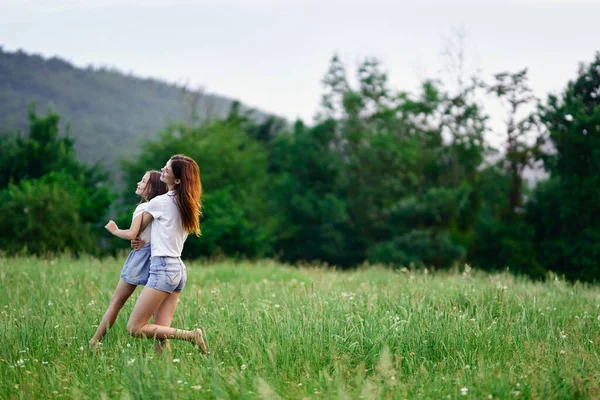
[170,154,202,236]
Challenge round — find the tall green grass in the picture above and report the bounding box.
[1,256,599,399]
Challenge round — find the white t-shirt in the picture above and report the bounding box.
[133,203,151,242]
[144,190,188,257]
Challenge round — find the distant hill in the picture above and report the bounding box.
[0,48,268,178]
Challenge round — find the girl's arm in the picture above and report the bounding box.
[139,211,153,232]
[129,212,155,250]
[105,212,149,241]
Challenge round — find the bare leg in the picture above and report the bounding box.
[152,293,179,354]
[89,279,137,347]
[127,287,206,353]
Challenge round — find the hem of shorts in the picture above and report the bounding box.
[145,285,184,293]
[146,284,174,293]
[120,275,147,286]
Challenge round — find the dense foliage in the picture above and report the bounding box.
[2,48,600,281]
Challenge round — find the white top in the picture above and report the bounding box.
[144,190,188,257]
[133,203,151,242]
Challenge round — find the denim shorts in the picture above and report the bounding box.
[120,243,151,286]
[147,256,187,293]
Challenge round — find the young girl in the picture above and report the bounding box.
[89,170,168,349]
[126,154,207,353]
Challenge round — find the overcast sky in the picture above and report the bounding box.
[1,0,599,145]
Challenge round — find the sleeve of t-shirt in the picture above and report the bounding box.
[132,203,147,219]
[144,196,164,220]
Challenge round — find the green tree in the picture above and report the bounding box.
[466,69,547,278]
[538,53,600,280]
[0,104,79,186]
[122,117,273,259]
[306,55,484,268]
[0,105,112,255]
[0,178,95,255]
[470,166,545,278]
[487,69,545,218]
[270,120,351,264]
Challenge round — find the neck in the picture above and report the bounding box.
[169,184,178,191]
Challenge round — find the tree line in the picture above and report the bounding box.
[1,51,599,281]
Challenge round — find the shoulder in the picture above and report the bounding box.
[134,202,148,213]
[146,193,174,215]
[149,193,170,205]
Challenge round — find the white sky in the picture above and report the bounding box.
[1,0,599,147]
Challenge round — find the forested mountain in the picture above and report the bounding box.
[0,48,265,175]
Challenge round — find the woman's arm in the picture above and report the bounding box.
[105,212,150,241]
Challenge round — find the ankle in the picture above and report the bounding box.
[88,339,102,351]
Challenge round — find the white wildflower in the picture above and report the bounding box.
[460,387,468,396]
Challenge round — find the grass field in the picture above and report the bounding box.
[1,256,599,399]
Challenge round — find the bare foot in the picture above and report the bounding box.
[88,339,101,352]
[190,329,207,354]
[154,339,171,355]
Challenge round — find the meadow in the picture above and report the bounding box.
[1,256,599,399]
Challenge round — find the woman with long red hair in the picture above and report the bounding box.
[126,154,206,352]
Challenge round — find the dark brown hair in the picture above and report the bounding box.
[143,170,168,201]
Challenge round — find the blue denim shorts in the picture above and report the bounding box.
[120,243,151,286]
[147,256,187,293]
